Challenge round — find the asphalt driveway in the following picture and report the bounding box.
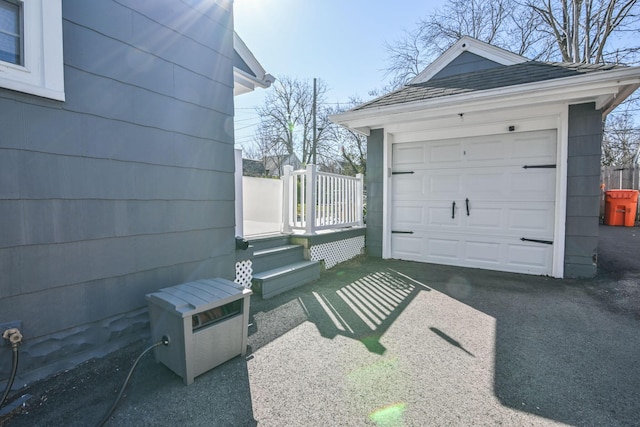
[1,226,639,426]
[597,223,640,275]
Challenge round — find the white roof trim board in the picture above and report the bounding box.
[330,39,640,134]
[233,32,275,96]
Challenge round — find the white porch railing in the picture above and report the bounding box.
[282,164,364,235]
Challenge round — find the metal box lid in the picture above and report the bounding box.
[145,278,251,317]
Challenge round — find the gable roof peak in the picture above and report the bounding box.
[410,36,528,84]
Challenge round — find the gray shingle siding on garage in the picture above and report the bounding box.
[365,129,384,257]
[0,0,236,385]
[564,103,603,278]
[430,51,503,79]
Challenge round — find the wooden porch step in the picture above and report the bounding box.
[248,235,291,252]
[252,244,305,273]
[252,260,320,299]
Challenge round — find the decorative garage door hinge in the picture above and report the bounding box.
[392,171,415,175]
[392,230,414,234]
[521,237,553,245]
[522,164,556,169]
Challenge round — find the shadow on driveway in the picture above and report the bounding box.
[245,224,640,426]
[247,262,428,356]
[2,226,639,426]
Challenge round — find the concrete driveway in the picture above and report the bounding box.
[2,226,639,426]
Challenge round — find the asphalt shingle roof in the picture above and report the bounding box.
[354,61,625,111]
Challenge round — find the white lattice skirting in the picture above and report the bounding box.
[309,236,365,269]
[235,259,253,289]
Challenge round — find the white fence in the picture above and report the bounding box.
[282,164,364,235]
[242,176,283,237]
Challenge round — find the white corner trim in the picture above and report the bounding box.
[0,0,65,101]
[553,107,569,279]
[411,36,527,84]
[382,131,392,259]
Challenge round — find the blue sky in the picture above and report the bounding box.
[233,1,640,152]
[233,0,445,150]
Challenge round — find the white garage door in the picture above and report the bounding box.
[391,129,557,275]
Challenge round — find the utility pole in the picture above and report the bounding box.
[312,77,317,165]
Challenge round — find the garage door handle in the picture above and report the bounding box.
[465,198,470,216]
[521,237,553,245]
[522,164,556,169]
[392,230,414,234]
[452,201,456,219]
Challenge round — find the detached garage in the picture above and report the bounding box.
[331,37,640,278]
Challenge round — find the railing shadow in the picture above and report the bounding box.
[299,269,429,354]
[247,250,640,426]
[247,262,429,356]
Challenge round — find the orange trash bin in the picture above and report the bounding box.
[604,190,639,227]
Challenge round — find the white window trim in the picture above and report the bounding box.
[0,0,64,101]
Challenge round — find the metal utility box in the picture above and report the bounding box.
[146,278,252,385]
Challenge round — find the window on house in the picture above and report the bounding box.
[0,0,64,101]
[0,0,22,65]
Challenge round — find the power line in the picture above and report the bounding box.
[235,122,262,131]
[234,136,257,143]
[234,116,261,123]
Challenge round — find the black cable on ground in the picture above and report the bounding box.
[0,346,19,409]
[96,336,169,427]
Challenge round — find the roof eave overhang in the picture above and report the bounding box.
[234,67,274,96]
[330,67,640,133]
[233,32,275,96]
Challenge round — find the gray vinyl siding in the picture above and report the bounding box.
[366,129,384,257]
[0,0,236,384]
[564,103,602,278]
[431,51,502,80]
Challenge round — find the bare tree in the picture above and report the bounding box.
[326,97,368,176]
[383,0,640,165]
[602,108,640,165]
[528,1,640,167]
[424,0,509,43]
[384,0,639,88]
[255,76,304,156]
[253,76,337,170]
[529,0,639,63]
[383,0,550,87]
[384,26,435,86]
[246,123,291,175]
